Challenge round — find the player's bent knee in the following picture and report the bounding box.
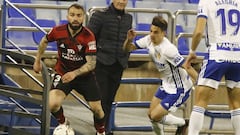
[49,101,61,112]
[91,106,103,114]
[149,111,163,122]
[89,101,104,116]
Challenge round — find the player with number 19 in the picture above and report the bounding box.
[184,0,240,135]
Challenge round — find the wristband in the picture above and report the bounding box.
[190,49,196,54]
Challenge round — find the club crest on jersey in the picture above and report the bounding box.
[60,44,65,48]
[88,41,96,50]
[77,44,83,51]
[154,52,161,60]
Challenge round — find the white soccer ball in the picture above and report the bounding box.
[53,124,75,135]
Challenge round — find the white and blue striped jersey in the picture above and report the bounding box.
[198,0,240,62]
[135,35,193,94]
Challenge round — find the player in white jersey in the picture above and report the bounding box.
[123,16,198,135]
[185,0,240,135]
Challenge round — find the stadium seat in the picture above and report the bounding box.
[136,23,150,31]
[165,0,188,2]
[59,20,68,25]
[10,0,31,2]
[135,1,161,25]
[32,19,57,51]
[32,0,59,23]
[56,0,85,23]
[182,3,198,33]
[188,0,199,4]
[6,17,37,49]
[8,0,36,20]
[135,1,161,9]
[85,0,108,11]
[160,1,187,29]
[8,7,36,20]
[106,0,111,5]
[105,0,135,6]
[128,0,137,7]
[135,23,150,41]
[175,24,188,53]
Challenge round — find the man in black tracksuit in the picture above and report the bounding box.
[87,0,132,134]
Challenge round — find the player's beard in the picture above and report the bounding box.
[69,23,82,31]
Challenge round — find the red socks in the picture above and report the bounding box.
[52,106,65,124]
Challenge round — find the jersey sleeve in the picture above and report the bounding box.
[134,35,151,49]
[197,0,208,18]
[46,27,56,42]
[164,45,185,67]
[85,33,97,55]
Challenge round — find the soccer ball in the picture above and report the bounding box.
[53,124,75,135]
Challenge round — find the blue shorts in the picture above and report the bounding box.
[155,86,191,112]
[198,60,240,89]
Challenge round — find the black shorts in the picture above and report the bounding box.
[51,72,101,101]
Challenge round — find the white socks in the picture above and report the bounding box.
[161,114,185,126]
[188,106,205,135]
[231,108,240,135]
[151,113,186,135]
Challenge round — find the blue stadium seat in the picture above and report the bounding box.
[106,0,111,5]
[136,23,150,31]
[106,0,135,6]
[85,0,108,11]
[8,7,36,20]
[6,17,37,49]
[128,0,137,7]
[165,0,187,2]
[135,1,161,25]
[56,1,84,22]
[33,19,57,51]
[188,0,199,4]
[10,0,31,2]
[135,23,150,41]
[8,0,36,20]
[135,1,161,9]
[175,24,188,53]
[59,20,68,25]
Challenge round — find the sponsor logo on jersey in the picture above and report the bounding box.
[61,49,83,61]
[88,41,96,50]
[67,49,75,55]
[217,42,240,51]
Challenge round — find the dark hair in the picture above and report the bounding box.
[68,3,85,13]
[151,16,168,31]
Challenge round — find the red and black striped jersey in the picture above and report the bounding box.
[46,24,96,75]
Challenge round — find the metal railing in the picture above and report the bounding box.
[0,48,51,135]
